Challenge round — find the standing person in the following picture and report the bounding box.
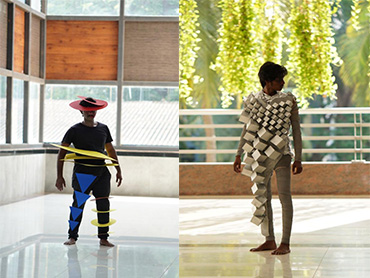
[55,96,123,247]
[233,62,303,255]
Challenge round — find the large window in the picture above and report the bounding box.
[44,85,117,143]
[0,76,6,144]
[31,0,41,12]
[121,87,178,148]
[47,0,120,16]
[125,0,179,16]
[12,79,24,144]
[28,82,40,143]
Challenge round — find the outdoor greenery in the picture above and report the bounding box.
[215,0,261,108]
[179,0,370,163]
[47,0,120,15]
[338,0,370,106]
[287,0,342,108]
[123,87,179,102]
[125,0,179,16]
[179,0,370,108]
[179,0,200,107]
[260,0,284,64]
[47,0,179,16]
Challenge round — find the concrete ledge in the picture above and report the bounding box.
[179,162,370,196]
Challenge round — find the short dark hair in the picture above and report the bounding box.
[79,97,97,107]
[258,62,288,88]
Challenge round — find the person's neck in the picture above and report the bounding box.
[82,120,96,127]
[262,88,277,96]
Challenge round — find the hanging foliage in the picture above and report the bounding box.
[261,0,284,63]
[350,0,361,31]
[214,0,261,108]
[213,0,285,108]
[179,0,200,106]
[368,0,370,90]
[338,0,370,105]
[287,0,342,107]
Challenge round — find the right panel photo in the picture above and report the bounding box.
[179,0,370,277]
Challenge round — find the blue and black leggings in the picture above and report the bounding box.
[68,166,111,240]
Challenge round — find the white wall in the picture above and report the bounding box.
[44,154,179,197]
[0,152,178,205]
[0,154,46,205]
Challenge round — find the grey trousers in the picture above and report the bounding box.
[263,154,293,244]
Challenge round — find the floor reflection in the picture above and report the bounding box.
[0,234,179,278]
[179,198,370,277]
[255,252,292,278]
[67,246,82,278]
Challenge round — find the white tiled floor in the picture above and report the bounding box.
[0,194,179,278]
[179,198,370,277]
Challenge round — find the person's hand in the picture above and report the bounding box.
[55,177,66,191]
[116,172,123,187]
[292,161,303,175]
[233,156,242,173]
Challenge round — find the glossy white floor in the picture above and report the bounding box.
[179,198,370,278]
[0,194,179,278]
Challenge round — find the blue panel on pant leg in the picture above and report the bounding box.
[68,220,79,231]
[75,173,97,193]
[75,191,91,207]
[70,206,83,221]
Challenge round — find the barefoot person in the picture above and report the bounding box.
[233,62,303,255]
[55,96,122,247]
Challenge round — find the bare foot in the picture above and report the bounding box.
[64,238,76,245]
[100,239,114,247]
[271,243,290,255]
[250,240,277,252]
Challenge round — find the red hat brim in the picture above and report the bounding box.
[69,96,108,111]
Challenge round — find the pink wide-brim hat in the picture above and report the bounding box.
[69,96,108,111]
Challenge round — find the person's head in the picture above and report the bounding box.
[69,96,108,118]
[79,97,97,119]
[258,62,288,89]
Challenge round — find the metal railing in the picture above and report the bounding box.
[179,108,370,162]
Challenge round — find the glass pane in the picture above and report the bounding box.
[121,87,178,147]
[0,0,7,69]
[12,79,24,144]
[44,85,117,144]
[125,0,179,16]
[0,75,6,144]
[31,0,41,12]
[47,0,119,16]
[29,82,40,143]
[7,251,19,277]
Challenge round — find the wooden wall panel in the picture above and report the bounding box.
[30,15,40,77]
[46,20,118,80]
[14,6,25,73]
[180,163,370,196]
[124,22,179,82]
[0,0,7,68]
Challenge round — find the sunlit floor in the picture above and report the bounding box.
[179,198,370,278]
[0,194,179,278]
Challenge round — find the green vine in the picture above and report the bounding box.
[350,0,361,31]
[214,0,261,108]
[179,0,200,106]
[261,0,284,63]
[287,0,342,107]
[368,0,370,89]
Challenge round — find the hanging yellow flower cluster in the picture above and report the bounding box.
[287,0,342,107]
[179,0,200,106]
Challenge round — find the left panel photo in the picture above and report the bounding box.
[0,0,179,277]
